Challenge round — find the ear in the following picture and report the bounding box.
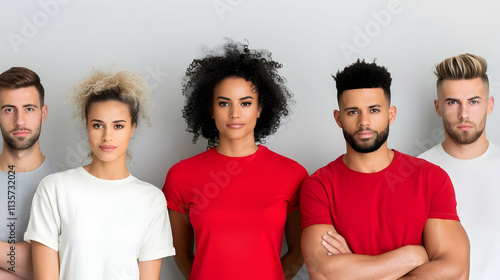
[257,104,262,118]
[41,105,48,124]
[434,99,442,117]
[388,106,397,125]
[487,96,494,115]
[333,109,342,128]
[130,122,137,138]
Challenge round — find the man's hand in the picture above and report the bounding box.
[321,231,352,255]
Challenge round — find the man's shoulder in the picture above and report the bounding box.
[417,143,444,160]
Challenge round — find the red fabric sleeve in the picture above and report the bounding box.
[162,163,189,215]
[300,176,334,230]
[427,166,460,221]
[287,164,309,214]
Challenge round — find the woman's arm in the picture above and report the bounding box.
[138,259,162,280]
[32,241,58,280]
[168,209,194,280]
[281,209,304,280]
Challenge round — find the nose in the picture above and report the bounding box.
[229,105,240,119]
[15,111,26,128]
[102,127,112,142]
[459,103,469,121]
[358,111,370,127]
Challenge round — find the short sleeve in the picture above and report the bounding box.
[287,164,308,214]
[139,194,175,261]
[24,177,61,251]
[428,166,459,221]
[300,176,334,230]
[162,163,189,215]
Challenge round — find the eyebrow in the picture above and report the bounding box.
[216,96,255,101]
[444,96,482,102]
[90,119,128,123]
[0,104,39,109]
[344,104,382,110]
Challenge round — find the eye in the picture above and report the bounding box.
[370,108,380,113]
[241,102,252,107]
[92,123,103,129]
[114,124,124,129]
[26,107,35,112]
[470,100,479,105]
[5,108,14,113]
[447,100,457,105]
[347,110,358,115]
[218,101,229,107]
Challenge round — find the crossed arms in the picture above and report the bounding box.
[301,219,469,280]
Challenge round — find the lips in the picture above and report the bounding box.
[12,130,30,137]
[356,130,374,139]
[99,145,117,152]
[457,124,473,131]
[227,123,245,129]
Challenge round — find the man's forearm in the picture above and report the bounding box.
[306,245,428,280]
[399,258,468,280]
[0,241,33,279]
[0,268,25,280]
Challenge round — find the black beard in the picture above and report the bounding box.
[343,123,389,153]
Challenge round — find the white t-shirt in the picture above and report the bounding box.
[419,142,500,280]
[24,167,175,280]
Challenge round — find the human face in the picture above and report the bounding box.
[435,78,494,145]
[0,86,47,151]
[211,77,262,144]
[86,100,136,164]
[334,88,396,153]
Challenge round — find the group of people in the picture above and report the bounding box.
[0,40,497,280]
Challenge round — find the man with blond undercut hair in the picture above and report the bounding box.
[420,53,499,279]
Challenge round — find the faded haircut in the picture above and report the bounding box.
[435,53,489,90]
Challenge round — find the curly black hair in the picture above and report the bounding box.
[332,59,392,103]
[182,39,293,148]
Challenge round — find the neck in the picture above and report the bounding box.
[83,156,129,180]
[216,137,259,157]
[441,132,489,159]
[342,143,394,173]
[0,142,44,172]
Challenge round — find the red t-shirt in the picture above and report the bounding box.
[163,145,308,280]
[300,150,459,255]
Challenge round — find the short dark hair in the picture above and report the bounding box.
[0,67,45,106]
[332,59,392,103]
[182,39,293,148]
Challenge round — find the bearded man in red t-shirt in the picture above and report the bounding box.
[300,59,470,279]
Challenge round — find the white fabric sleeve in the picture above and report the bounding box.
[138,195,175,261]
[24,178,60,252]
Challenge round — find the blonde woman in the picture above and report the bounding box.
[25,67,175,280]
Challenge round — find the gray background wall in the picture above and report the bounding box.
[2,0,499,279]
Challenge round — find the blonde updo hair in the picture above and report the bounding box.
[71,66,151,126]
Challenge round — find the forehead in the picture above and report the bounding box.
[213,77,256,98]
[438,78,488,99]
[0,86,40,106]
[339,88,387,108]
[87,100,131,119]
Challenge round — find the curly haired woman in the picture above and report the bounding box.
[163,40,308,280]
[25,67,175,280]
